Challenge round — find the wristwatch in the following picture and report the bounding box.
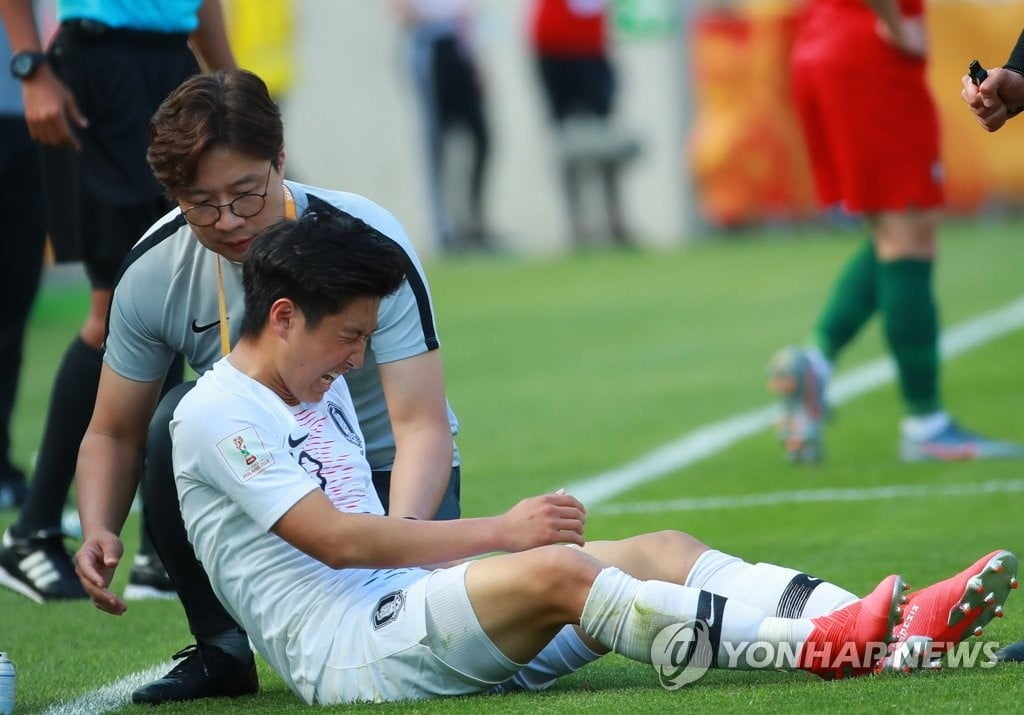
[9,50,47,80]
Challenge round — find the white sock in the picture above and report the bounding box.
[901,410,950,441]
[501,626,602,692]
[579,567,811,670]
[685,550,857,618]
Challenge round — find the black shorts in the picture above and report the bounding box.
[536,55,615,122]
[43,22,199,286]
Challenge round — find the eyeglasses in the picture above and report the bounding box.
[182,163,273,227]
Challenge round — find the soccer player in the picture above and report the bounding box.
[0,0,235,602]
[960,29,1024,132]
[71,69,462,704]
[768,0,1024,463]
[150,211,1018,704]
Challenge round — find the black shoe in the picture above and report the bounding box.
[124,552,176,601]
[131,644,259,705]
[0,527,87,603]
[0,468,27,510]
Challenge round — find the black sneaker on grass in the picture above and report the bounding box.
[124,552,177,600]
[0,527,87,603]
[132,644,259,705]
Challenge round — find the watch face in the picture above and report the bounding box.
[10,52,42,79]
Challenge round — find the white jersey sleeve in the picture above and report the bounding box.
[172,369,317,532]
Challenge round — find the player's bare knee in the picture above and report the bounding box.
[522,545,603,622]
[644,530,709,582]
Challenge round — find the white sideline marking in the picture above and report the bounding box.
[566,296,1024,507]
[595,478,1024,516]
[41,662,172,715]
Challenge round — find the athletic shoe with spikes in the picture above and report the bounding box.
[877,550,1019,673]
[900,421,1024,463]
[767,346,828,464]
[799,574,905,680]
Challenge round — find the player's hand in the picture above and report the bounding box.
[498,490,587,551]
[21,65,88,150]
[75,531,127,615]
[961,68,1024,132]
[876,16,927,59]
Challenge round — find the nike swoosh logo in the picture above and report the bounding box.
[191,319,221,333]
[287,433,308,449]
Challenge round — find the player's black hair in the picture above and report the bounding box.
[239,212,407,336]
[148,69,284,196]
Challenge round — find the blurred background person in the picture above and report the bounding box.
[767,0,1023,465]
[0,32,46,511]
[0,0,235,603]
[392,0,493,253]
[528,0,638,247]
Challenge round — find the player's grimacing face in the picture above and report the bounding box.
[281,297,380,405]
[177,146,287,263]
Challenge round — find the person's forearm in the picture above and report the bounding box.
[325,513,502,568]
[189,0,237,71]
[76,432,144,538]
[0,0,43,52]
[386,428,453,519]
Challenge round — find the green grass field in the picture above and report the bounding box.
[2,218,1023,713]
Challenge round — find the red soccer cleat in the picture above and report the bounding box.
[800,574,905,680]
[878,550,1019,673]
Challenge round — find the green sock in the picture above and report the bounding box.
[812,239,877,361]
[878,259,941,415]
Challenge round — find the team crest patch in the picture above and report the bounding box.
[328,401,363,450]
[216,427,275,482]
[372,590,406,630]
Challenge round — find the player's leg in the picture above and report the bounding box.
[871,209,1023,460]
[0,119,45,509]
[0,188,117,602]
[463,544,902,682]
[500,531,861,690]
[871,207,941,420]
[132,381,258,705]
[768,50,859,463]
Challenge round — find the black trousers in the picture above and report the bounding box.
[0,118,46,474]
[142,381,463,637]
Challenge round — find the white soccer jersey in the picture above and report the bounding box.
[172,358,431,703]
[104,181,459,470]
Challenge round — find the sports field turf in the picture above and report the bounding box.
[2,217,1023,712]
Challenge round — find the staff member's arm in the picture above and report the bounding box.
[0,0,87,147]
[190,0,237,71]
[380,350,454,520]
[74,367,164,614]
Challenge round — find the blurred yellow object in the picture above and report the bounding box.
[223,0,296,98]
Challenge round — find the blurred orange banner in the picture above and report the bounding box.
[690,2,1024,227]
